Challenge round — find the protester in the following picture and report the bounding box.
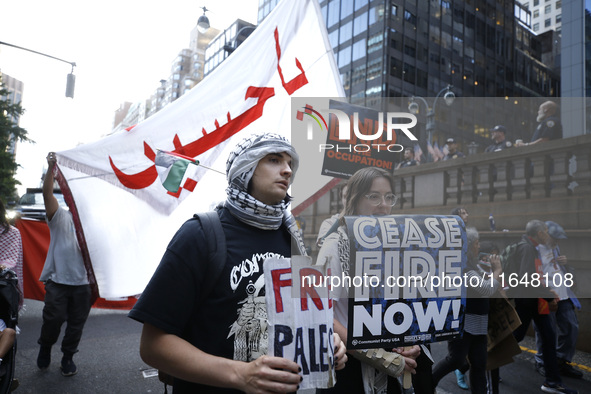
[443,138,465,160]
[533,221,582,379]
[0,199,24,309]
[511,220,578,394]
[485,125,512,153]
[515,101,563,147]
[451,207,469,226]
[396,147,418,169]
[432,227,502,394]
[128,133,347,393]
[316,167,420,394]
[37,152,92,377]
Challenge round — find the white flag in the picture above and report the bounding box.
[56,0,344,298]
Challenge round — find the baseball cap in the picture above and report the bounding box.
[545,221,567,239]
[490,125,507,133]
[446,138,456,144]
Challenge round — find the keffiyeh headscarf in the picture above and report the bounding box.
[224,133,306,255]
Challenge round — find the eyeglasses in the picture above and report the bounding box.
[364,193,398,206]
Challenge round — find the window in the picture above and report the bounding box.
[355,0,367,11]
[340,21,353,44]
[556,14,561,23]
[338,46,351,68]
[328,0,340,27]
[533,0,539,5]
[367,32,384,54]
[366,58,381,81]
[545,5,551,13]
[352,39,366,61]
[404,10,417,26]
[533,22,539,31]
[354,12,368,35]
[369,5,385,25]
[329,29,339,49]
[556,1,561,9]
[341,0,354,18]
[533,9,540,18]
[545,18,551,27]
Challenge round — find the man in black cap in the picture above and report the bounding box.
[443,138,465,160]
[485,125,512,153]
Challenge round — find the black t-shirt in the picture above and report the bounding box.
[129,207,292,393]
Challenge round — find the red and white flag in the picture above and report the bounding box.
[55,0,344,298]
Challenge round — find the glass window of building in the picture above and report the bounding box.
[404,10,417,26]
[355,0,367,11]
[352,63,366,86]
[390,57,402,78]
[403,63,416,84]
[533,0,539,5]
[369,5,385,25]
[367,32,383,54]
[354,11,368,35]
[366,58,381,81]
[340,21,353,45]
[338,46,351,68]
[352,39,366,61]
[533,22,539,31]
[328,0,340,27]
[544,18,551,27]
[556,14,561,23]
[329,29,339,49]
[545,5,551,13]
[341,0,353,18]
[556,1,561,9]
[390,28,402,51]
[534,9,540,17]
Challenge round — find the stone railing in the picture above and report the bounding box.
[393,134,591,213]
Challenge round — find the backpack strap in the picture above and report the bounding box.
[193,210,227,302]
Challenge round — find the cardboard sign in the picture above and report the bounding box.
[264,256,336,389]
[344,215,467,348]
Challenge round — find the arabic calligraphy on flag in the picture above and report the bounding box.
[53,0,344,298]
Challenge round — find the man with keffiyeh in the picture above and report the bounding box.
[129,133,347,393]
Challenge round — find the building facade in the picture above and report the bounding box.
[518,0,563,34]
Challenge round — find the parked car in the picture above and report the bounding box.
[6,188,68,221]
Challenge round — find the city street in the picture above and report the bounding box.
[11,299,591,393]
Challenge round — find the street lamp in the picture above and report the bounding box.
[197,6,210,33]
[408,84,455,146]
[0,41,76,98]
[223,25,256,54]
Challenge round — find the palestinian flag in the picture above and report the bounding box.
[155,150,199,194]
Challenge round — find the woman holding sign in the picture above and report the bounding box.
[317,167,420,394]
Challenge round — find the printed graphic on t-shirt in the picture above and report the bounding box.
[228,252,285,362]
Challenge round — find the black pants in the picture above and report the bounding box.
[432,333,488,394]
[38,281,92,357]
[513,298,561,385]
